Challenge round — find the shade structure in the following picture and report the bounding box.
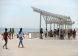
[32,7,75,38]
[32,7,74,25]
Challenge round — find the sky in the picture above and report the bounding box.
[0,0,78,29]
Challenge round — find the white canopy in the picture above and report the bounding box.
[32,7,74,25]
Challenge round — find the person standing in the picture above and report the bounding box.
[54,29,57,38]
[18,28,24,48]
[8,28,11,39]
[57,28,59,36]
[68,29,71,39]
[11,28,14,39]
[72,29,76,39]
[3,28,8,49]
[60,29,64,40]
[40,28,43,39]
[50,30,53,37]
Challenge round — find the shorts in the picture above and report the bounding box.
[4,38,7,41]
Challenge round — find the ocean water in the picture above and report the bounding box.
[0,28,39,34]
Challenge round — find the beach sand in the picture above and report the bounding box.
[0,32,78,56]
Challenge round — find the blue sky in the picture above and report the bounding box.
[0,0,78,29]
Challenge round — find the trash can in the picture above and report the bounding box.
[29,33,31,38]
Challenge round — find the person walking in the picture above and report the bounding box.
[3,28,8,49]
[18,28,24,48]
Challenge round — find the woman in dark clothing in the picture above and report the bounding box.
[68,29,71,39]
[60,29,64,40]
[72,29,76,39]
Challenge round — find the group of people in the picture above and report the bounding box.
[1,28,76,49]
[48,28,76,40]
[2,28,24,49]
[67,29,76,39]
[8,28,14,39]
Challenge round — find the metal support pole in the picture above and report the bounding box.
[59,18,61,38]
[67,25,68,29]
[40,13,41,29]
[67,25,69,29]
[62,24,64,30]
[71,25,72,29]
[57,24,58,29]
[70,25,71,29]
[64,24,66,38]
[59,24,60,38]
[46,16,48,37]
[50,24,51,31]
[65,24,66,30]
[54,23,55,30]
[40,13,42,39]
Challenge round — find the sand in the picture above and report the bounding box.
[0,33,78,56]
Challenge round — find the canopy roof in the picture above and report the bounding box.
[32,7,75,25]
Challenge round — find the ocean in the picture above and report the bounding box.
[0,28,40,34]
